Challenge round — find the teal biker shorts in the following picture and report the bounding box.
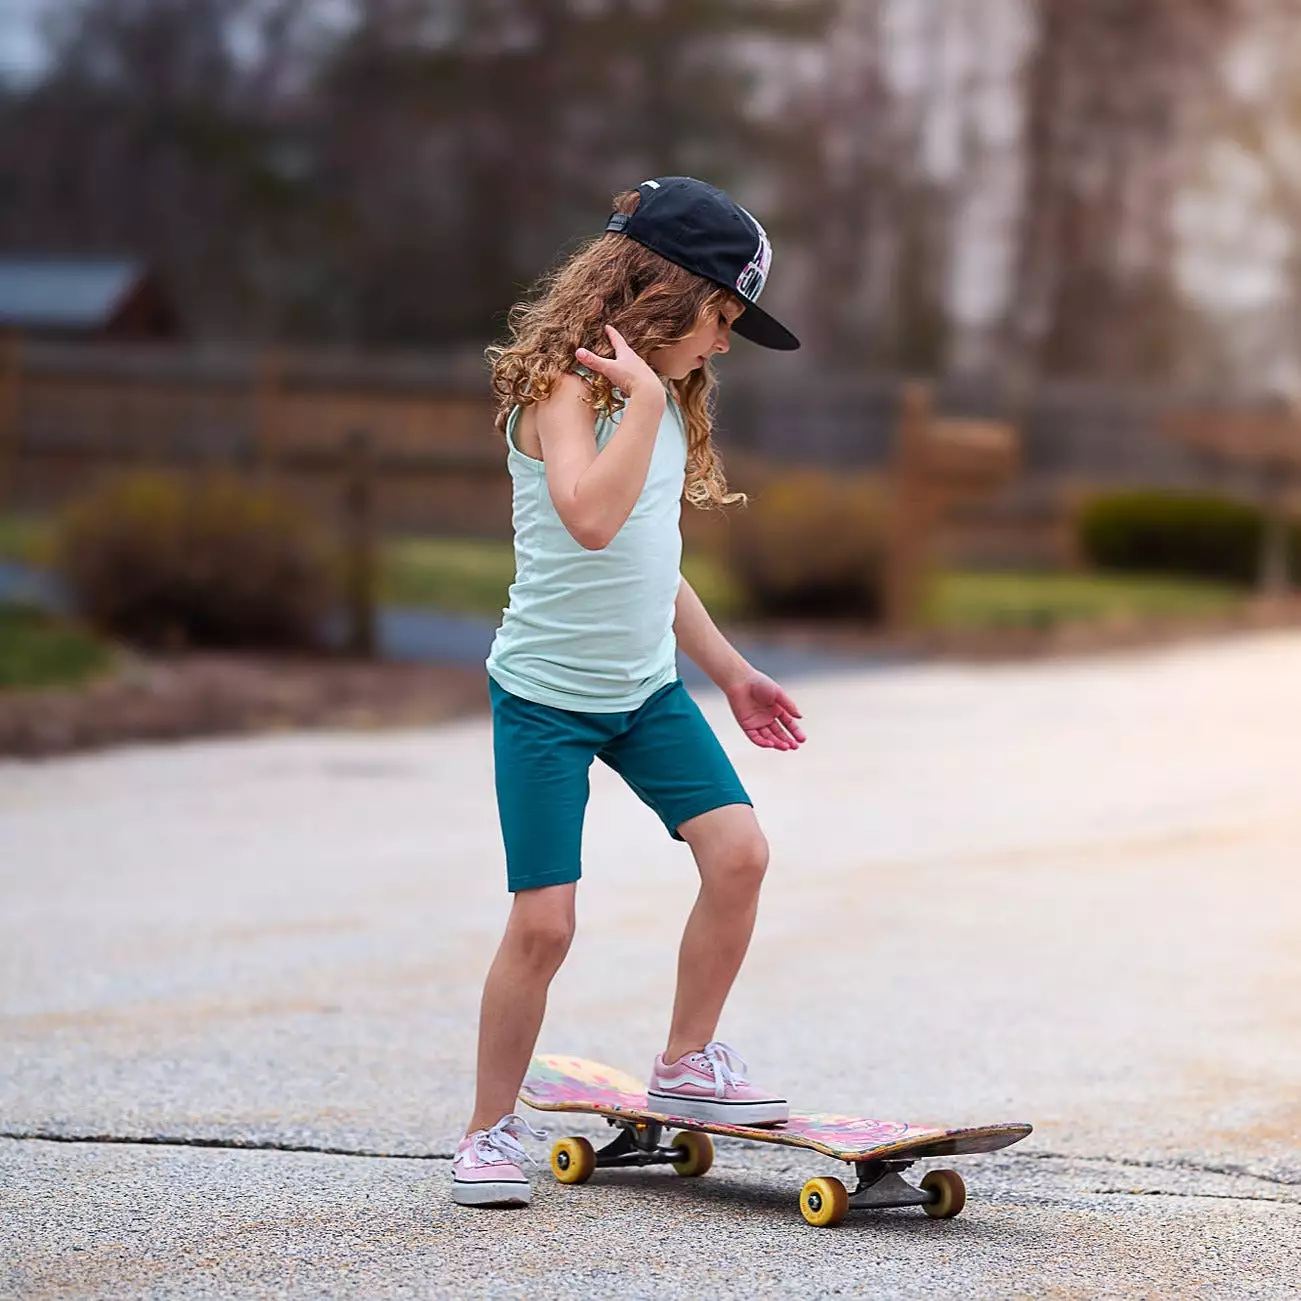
[489,677,752,892]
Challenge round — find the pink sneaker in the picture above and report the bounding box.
[648,1041,789,1126]
[451,1113,546,1207]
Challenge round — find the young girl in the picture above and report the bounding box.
[454,176,806,1207]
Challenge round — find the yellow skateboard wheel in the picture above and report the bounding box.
[670,1131,714,1177]
[550,1136,596,1185]
[799,1175,849,1227]
[920,1168,966,1218]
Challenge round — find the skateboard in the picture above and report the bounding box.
[520,1054,1032,1227]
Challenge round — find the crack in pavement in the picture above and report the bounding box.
[5,1132,1298,1205]
[0,1131,454,1162]
[1018,1149,1301,1188]
[1092,1187,1300,1205]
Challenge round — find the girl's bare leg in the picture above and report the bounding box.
[467,882,577,1132]
[663,804,768,1063]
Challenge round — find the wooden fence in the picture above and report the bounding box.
[0,335,1262,513]
[0,337,1033,636]
[5,334,1296,639]
[0,336,508,537]
[0,338,1026,564]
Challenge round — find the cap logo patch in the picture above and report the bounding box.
[734,207,772,302]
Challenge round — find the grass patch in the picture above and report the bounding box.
[927,570,1245,631]
[381,536,744,620]
[0,513,55,566]
[0,605,116,690]
[381,537,515,614]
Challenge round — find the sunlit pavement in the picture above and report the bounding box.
[3,632,1300,1298]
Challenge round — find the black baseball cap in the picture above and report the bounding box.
[605,176,800,351]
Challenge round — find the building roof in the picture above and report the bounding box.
[0,259,148,331]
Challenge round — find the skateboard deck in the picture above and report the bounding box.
[520,1054,1032,1226]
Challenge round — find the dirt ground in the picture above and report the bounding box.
[0,653,489,759]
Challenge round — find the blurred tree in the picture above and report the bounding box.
[0,0,331,338]
[1002,0,1246,382]
[0,0,831,345]
[782,0,896,366]
[310,0,832,344]
[781,0,1005,373]
[1207,0,1301,390]
[0,0,1271,390]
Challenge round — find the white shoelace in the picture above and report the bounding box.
[470,1113,547,1168]
[698,1041,750,1098]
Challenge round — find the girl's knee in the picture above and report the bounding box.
[507,896,576,972]
[704,826,769,898]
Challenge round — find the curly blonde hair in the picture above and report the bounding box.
[486,189,744,508]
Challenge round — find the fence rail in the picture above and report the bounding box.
[0,334,1280,557]
[0,337,507,536]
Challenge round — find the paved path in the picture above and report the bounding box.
[3,634,1300,1297]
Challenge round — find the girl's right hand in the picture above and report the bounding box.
[576,325,663,399]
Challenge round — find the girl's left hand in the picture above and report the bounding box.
[725,670,806,751]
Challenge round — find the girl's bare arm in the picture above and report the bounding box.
[673,574,749,689]
[675,577,806,751]
[536,325,666,550]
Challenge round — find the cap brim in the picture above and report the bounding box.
[732,299,800,351]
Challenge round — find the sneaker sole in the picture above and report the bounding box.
[647,1090,790,1127]
[452,1179,531,1207]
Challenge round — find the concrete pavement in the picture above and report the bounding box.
[3,632,1300,1297]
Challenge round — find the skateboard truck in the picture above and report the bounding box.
[848,1160,934,1210]
[550,1118,715,1182]
[796,1158,966,1226]
[586,1119,686,1169]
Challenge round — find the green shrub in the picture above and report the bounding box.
[723,470,886,619]
[0,605,115,690]
[1078,491,1301,586]
[54,473,340,651]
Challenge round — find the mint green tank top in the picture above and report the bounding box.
[486,389,686,711]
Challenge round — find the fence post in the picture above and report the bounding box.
[1259,457,1292,595]
[343,429,378,658]
[884,379,934,634]
[253,347,283,481]
[0,330,20,507]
